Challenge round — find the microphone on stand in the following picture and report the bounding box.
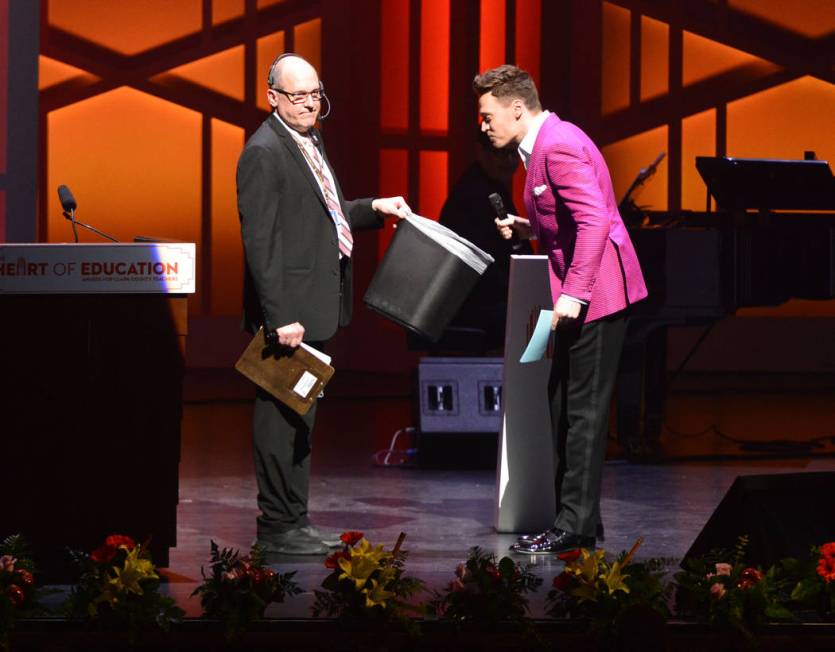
[488,192,525,252]
[57,185,79,243]
[55,185,120,243]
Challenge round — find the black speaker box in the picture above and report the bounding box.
[684,472,835,567]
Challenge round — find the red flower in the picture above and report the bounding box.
[17,569,33,586]
[325,550,351,569]
[6,584,25,608]
[90,544,117,563]
[740,567,763,584]
[340,531,364,546]
[558,548,582,563]
[105,535,136,550]
[710,582,727,600]
[485,563,501,581]
[817,543,835,583]
[552,571,573,592]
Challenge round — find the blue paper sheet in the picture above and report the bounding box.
[519,309,553,363]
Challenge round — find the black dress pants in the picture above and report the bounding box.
[549,310,628,538]
[253,386,317,539]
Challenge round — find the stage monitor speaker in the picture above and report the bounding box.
[417,356,503,433]
[684,472,835,567]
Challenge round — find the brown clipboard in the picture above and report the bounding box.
[234,327,334,415]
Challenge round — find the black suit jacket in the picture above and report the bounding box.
[237,115,383,342]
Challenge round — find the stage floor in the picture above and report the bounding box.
[158,370,835,618]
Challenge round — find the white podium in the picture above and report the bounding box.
[495,255,556,532]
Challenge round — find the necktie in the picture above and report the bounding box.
[298,135,353,257]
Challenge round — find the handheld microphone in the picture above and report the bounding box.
[489,192,525,252]
[488,192,507,221]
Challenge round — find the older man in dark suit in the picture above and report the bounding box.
[237,53,410,554]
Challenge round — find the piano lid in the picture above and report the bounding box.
[696,156,835,211]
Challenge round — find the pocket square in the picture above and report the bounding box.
[533,184,548,197]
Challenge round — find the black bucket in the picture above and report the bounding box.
[364,219,490,342]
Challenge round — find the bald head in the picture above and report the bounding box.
[268,54,318,89]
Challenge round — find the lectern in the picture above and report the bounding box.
[0,243,195,580]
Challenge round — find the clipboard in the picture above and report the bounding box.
[234,327,334,415]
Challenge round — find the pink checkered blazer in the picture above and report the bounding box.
[523,114,648,323]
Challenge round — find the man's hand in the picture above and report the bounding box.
[551,295,581,330]
[372,196,412,219]
[495,214,532,240]
[276,322,304,348]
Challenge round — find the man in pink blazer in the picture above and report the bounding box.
[474,65,648,554]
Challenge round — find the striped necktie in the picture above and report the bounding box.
[298,134,353,257]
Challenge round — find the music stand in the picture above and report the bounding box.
[696,156,835,212]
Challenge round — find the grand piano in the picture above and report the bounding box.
[616,156,835,458]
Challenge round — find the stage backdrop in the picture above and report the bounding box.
[34,0,835,371]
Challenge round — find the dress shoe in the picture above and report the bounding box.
[301,525,342,548]
[517,522,605,543]
[510,528,595,555]
[256,528,329,555]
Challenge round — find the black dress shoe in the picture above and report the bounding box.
[301,525,342,548]
[256,528,329,555]
[517,522,605,543]
[510,528,595,555]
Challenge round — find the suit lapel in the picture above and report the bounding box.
[267,117,329,213]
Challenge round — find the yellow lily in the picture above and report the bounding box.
[362,579,395,608]
[337,538,391,590]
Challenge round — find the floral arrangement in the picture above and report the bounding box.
[429,547,542,630]
[674,535,792,638]
[546,538,672,639]
[64,534,183,636]
[191,540,301,639]
[770,542,835,621]
[311,531,424,630]
[0,535,49,650]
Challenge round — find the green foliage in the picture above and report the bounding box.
[674,536,793,640]
[191,540,301,640]
[312,533,424,634]
[546,544,674,643]
[0,534,51,652]
[63,535,183,640]
[428,547,542,631]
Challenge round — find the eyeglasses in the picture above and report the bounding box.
[270,87,323,104]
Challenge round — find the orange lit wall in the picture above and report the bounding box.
[38,1,835,363]
[40,2,321,318]
[515,0,541,87]
[210,119,245,316]
[420,0,449,134]
[601,2,630,115]
[597,0,835,323]
[479,0,505,73]
[380,0,409,132]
